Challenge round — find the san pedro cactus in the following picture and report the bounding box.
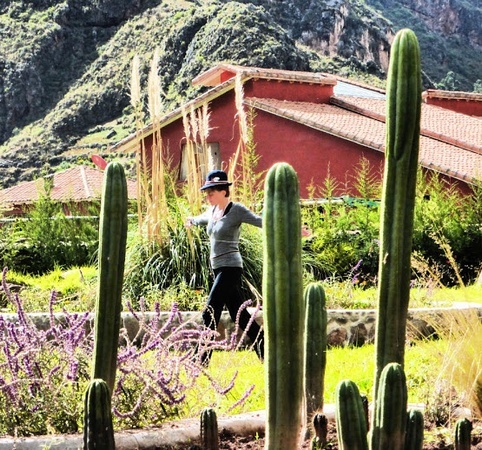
[200,407,219,450]
[303,282,327,418]
[92,162,128,396]
[405,408,424,450]
[83,378,115,450]
[455,417,472,450]
[370,362,408,450]
[373,28,422,399]
[335,380,369,450]
[263,162,304,449]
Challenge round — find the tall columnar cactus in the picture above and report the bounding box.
[92,162,128,396]
[373,28,422,399]
[200,407,219,450]
[303,282,327,419]
[83,378,115,450]
[335,380,369,450]
[370,362,408,450]
[405,408,424,450]
[263,162,304,450]
[455,417,472,450]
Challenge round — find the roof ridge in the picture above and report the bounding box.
[192,63,337,87]
[330,96,385,122]
[423,89,482,102]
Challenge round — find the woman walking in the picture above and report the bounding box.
[186,170,264,365]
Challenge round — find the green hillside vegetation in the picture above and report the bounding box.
[0,0,480,189]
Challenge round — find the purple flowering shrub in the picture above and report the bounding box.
[0,271,91,435]
[0,268,254,436]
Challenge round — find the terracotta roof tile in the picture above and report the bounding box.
[245,97,482,184]
[0,165,137,206]
[332,96,482,155]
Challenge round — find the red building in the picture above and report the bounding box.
[112,64,482,198]
[0,165,137,217]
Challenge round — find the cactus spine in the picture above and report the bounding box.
[83,379,115,450]
[405,408,424,450]
[200,407,219,450]
[335,380,369,450]
[370,363,408,450]
[303,282,327,418]
[263,162,304,450]
[373,28,422,399]
[455,418,472,450]
[92,161,128,396]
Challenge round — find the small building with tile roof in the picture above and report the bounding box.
[0,165,137,217]
[111,63,482,198]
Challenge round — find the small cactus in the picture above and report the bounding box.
[83,378,115,450]
[200,407,219,450]
[455,417,472,450]
[370,363,408,450]
[335,379,369,450]
[303,282,327,419]
[405,408,424,450]
[311,413,328,450]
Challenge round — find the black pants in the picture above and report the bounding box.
[201,266,264,363]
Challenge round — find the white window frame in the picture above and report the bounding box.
[180,142,221,181]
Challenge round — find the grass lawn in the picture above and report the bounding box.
[184,340,445,418]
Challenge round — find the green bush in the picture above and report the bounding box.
[123,220,212,309]
[123,220,265,310]
[413,174,482,286]
[302,198,381,285]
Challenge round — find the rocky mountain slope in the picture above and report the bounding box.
[0,0,480,189]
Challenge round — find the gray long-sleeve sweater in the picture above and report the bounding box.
[191,202,262,269]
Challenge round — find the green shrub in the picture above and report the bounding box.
[2,266,97,312]
[0,186,99,274]
[413,174,482,286]
[124,211,264,310]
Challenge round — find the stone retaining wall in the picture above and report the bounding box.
[3,304,481,348]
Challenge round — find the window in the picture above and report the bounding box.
[180,142,220,181]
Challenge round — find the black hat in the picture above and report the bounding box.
[200,170,233,190]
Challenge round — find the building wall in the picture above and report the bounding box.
[244,78,334,103]
[158,88,383,198]
[251,109,384,197]
[150,83,474,198]
[425,98,482,117]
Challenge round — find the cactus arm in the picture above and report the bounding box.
[92,162,128,396]
[374,28,422,396]
[303,282,327,418]
[335,380,369,450]
[263,162,304,450]
[83,378,115,450]
[370,362,408,450]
